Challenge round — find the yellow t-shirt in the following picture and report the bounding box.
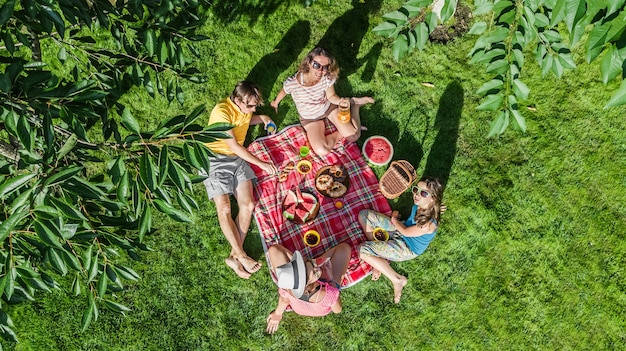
[205,97,251,156]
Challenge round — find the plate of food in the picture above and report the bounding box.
[282,187,320,224]
[314,164,350,198]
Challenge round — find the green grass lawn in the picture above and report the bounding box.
[3,1,626,350]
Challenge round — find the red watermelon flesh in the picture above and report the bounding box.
[295,208,309,222]
[283,190,298,207]
[363,136,393,166]
[299,200,316,213]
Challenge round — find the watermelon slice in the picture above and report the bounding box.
[295,208,309,223]
[283,190,298,207]
[362,136,394,166]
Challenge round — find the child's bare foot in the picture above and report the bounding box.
[360,125,368,131]
[353,97,374,106]
[393,276,408,303]
[226,256,251,279]
[237,255,262,274]
[371,269,381,281]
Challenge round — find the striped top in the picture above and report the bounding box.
[283,72,336,120]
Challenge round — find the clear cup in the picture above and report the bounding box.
[337,98,351,124]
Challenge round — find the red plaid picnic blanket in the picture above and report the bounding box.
[248,123,392,288]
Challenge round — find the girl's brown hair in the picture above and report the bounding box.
[297,47,340,80]
[413,176,443,226]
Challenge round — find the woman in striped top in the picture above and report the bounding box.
[270,47,374,156]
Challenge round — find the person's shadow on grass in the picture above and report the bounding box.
[316,0,383,94]
[245,20,311,128]
[422,81,463,190]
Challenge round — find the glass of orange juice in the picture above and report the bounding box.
[337,98,351,124]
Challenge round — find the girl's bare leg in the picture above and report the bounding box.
[360,253,407,303]
[303,120,340,157]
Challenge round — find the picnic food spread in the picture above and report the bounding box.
[278,161,295,182]
[315,164,349,198]
[282,187,320,224]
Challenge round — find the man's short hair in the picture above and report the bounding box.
[230,81,264,106]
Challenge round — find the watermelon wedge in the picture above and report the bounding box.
[363,136,394,166]
[283,190,298,207]
[283,188,319,224]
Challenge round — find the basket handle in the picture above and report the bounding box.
[391,160,416,185]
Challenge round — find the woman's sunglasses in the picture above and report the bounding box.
[311,60,330,72]
[411,186,431,198]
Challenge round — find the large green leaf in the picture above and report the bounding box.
[604,79,626,108]
[392,33,409,62]
[600,45,623,84]
[121,107,141,134]
[486,59,509,74]
[138,204,152,243]
[586,22,611,63]
[0,173,37,198]
[81,294,95,332]
[415,22,428,51]
[510,107,527,133]
[0,0,16,26]
[512,79,530,100]
[34,220,63,249]
[48,248,68,275]
[440,0,458,22]
[45,166,83,186]
[153,199,193,223]
[139,152,157,191]
[487,110,509,137]
[477,79,504,95]
[469,21,487,35]
[372,22,398,38]
[382,10,408,25]
[0,208,28,242]
[476,94,504,111]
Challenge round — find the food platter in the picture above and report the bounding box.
[314,164,350,198]
[282,187,320,224]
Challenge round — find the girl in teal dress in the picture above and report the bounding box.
[358,176,444,303]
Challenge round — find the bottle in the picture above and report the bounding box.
[337,98,351,124]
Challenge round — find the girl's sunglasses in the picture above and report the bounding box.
[311,60,330,72]
[411,186,431,198]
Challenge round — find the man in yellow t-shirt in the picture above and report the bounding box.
[203,81,278,278]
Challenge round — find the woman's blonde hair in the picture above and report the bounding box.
[297,47,340,80]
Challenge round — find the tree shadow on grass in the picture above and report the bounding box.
[207,0,300,25]
[422,81,463,191]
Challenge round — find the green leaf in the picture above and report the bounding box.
[487,110,509,137]
[0,0,16,26]
[535,13,549,27]
[97,271,108,296]
[81,294,95,332]
[48,248,68,275]
[105,264,120,285]
[42,6,65,37]
[114,265,140,281]
[167,80,175,103]
[144,70,154,97]
[138,204,152,243]
[469,21,487,35]
[474,1,493,15]
[415,22,428,51]
[49,197,87,221]
[57,47,67,63]
[608,0,626,16]
[372,22,399,38]
[87,254,99,281]
[45,166,83,186]
[392,33,408,62]
[541,54,554,76]
[176,84,185,105]
[72,274,81,296]
[477,79,504,95]
[0,208,27,242]
[485,27,510,43]
[604,79,626,108]
[586,22,611,63]
[57,133,78,160]
[551,55,564,77]
[34,220,64,248]
[103,299,131,314]
[82,245,93,274]
[486,59,509,74]
[549,0,567,27]
[158,146,170,187]
[17,114,33,152]
[510,107,527,132]
[440,0,458,22]
[0,173,37,198]
[476,94,504,111]
[153,199,193,223]
[600,45,623,84]
[140,152,157,191]
[145,29,156,56]
[382,10,407,24]
[425,12,438,34]
[182,143,203,170]
[117,172,129,202]
[512,79,530,100]
[564,0,586,35]
[121,107,141,134]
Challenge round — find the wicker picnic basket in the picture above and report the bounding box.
[379,160,417,199]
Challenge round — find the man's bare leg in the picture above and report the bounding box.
[213,194,259,278]
[232,180,261,274]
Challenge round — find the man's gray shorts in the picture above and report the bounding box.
[202,154,257,200]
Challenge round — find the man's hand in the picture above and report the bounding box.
[259,162,278,175]
[266,311,282,334]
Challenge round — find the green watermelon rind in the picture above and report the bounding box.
[362,136,394,166]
